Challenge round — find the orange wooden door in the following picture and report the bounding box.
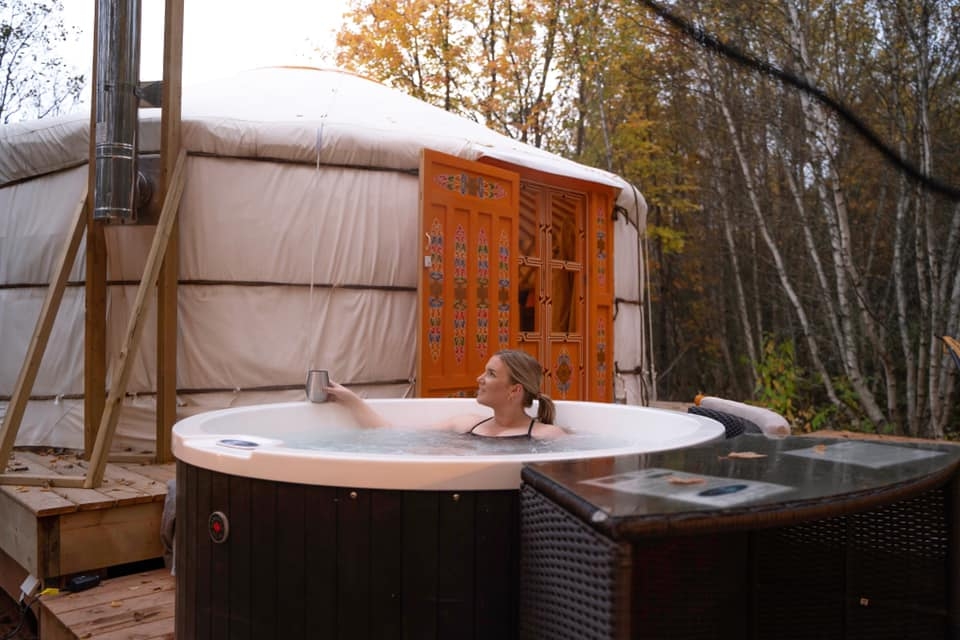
[516,183,615,402]
[417,149,520,397]
[583,188,616,402]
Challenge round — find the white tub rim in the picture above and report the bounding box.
[172,398,724,490]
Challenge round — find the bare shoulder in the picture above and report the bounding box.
[432,413,489,433]
[533,423,568,439]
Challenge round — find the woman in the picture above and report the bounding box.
[324,350,566,439]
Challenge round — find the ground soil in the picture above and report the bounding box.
[0,588,37,640]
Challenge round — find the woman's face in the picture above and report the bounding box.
[476,355,518,407]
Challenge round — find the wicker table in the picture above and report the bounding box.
[519,435,960,640]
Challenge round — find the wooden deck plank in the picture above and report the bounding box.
[12,452,168,511]
[43,571,174,615]
[93,617,175,640]
[32,452,156,507]
[2,454,81,516]
[58,593,174,635]
[115,463,175,487]
[107,464,174,501]
[11,452,118,511]
[96,473,163,506]
[0,481,77,517]
[40,570,174,640]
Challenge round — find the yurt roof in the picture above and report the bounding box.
[0,66,646,226]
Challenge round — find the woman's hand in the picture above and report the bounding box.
[323,381,362,406]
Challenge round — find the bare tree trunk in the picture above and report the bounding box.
[709,71,842,414]
[784,0,889,426]
[878,0,959,437]
[781,167,845,409]
[712,157,759,389]
[892,167,920,434]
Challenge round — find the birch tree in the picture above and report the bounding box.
[872,0,960,436]
[0,0,84,123]
[780,0,889,426]
[331,0,960,434]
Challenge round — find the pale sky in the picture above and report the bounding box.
[60,0,349,107]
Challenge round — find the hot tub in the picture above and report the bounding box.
[172,399,722,639]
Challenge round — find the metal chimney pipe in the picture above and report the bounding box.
[94,0,141,221]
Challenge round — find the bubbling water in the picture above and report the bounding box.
[282,426,634,457]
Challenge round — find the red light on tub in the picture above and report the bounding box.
[209,511,230,543]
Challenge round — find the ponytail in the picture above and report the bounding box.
[535,392,556,425]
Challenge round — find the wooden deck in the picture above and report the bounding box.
[38,569,174,640]
[0,450,173,598]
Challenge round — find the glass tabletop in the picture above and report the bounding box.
[521,434,960,536]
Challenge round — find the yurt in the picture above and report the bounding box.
[0,66,652,454]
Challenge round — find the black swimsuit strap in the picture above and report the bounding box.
[468,416,537,437]
[468,416,493,434]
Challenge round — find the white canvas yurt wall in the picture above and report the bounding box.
[0,67,650,453]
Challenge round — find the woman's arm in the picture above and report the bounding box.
[322,385,489,433]
[323,382,391,428]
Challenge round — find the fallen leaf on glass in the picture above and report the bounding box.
[813,444,828,454]
[726,451,767,459]
[667,476,705,485]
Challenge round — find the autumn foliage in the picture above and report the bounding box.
[334,0,960,437]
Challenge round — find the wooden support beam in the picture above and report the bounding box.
[0,192,88,472]
[156,0,185,464]
[84,149,187,489]
[84,2,106,459]
[84,225,107,459]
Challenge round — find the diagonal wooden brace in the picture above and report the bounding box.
[85,149,188,488]
[0,189,89,474]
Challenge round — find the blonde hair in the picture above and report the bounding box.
[495,349,556,424]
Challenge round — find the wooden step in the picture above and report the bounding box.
[38,569,174,640]
[0,454,174,587]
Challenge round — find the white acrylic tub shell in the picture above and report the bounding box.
[171,399,724,490]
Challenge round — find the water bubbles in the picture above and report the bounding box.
[283,427,633,457]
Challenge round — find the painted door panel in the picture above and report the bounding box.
[418,150,519,397]
[417,149,615,402]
